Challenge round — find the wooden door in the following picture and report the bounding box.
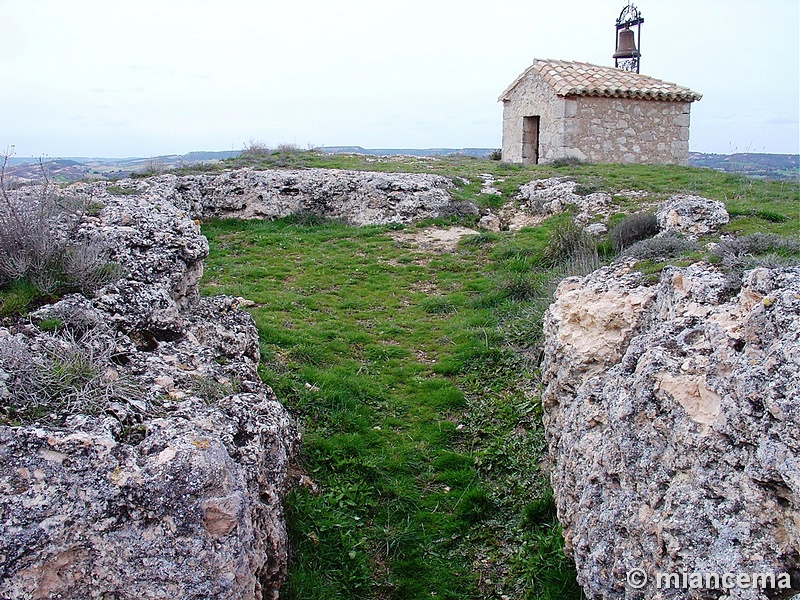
[522,116,540,165]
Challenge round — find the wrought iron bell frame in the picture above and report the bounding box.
[614,2,643,73]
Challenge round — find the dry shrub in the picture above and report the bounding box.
[0,155,120,295]
[0,326,141,423]
[610,212,659,253]
[621,232,698,261]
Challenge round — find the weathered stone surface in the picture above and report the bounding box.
[0,184,298,599]
[542,262,799,599]
[80,168,477,226]
[516,177,613,224]
[656,194,730,237]
[0,393,294,600]
[69,190,209,309]
[583,222,608,236]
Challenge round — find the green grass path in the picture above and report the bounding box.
[200,217,581,599]
[196,158,798,599]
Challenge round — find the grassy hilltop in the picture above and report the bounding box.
[1,149,796,598]
[196,151,798,599]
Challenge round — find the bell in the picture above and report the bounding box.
[614,27,640,58]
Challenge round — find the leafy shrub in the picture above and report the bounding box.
[488,149,502,161]
[621,232,698,261]
[609,212,659,253]
[0,156,120,297]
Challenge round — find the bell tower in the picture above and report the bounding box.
[614,2,643,73]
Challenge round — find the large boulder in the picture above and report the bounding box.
[542,261,799,599]
[656,194,729,237]
[0,393,294,600]
[0,184,298,599]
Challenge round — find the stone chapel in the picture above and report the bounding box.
[498,59,702,165]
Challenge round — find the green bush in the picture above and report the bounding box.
[609,212,659,253]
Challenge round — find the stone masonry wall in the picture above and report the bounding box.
[501,75,565,164]
[565,96,691,165]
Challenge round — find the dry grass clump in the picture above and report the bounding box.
[0,154,119,296]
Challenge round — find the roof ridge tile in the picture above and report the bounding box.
[499,59,702,103]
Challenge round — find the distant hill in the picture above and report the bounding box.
[4,149,797,182]
[319,146,496,158]
[688,152,799,181]
[3,151,241,182]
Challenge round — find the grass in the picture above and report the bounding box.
[0,153,792,594]
[196,158,797,600]
[0,278,44,316]
[200,214,583,599]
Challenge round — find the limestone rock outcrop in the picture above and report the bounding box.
[79,168,477,226]
[0,187,298,599]
[542,261,799,599]
[656,194,730,236]
[516,177,613,223]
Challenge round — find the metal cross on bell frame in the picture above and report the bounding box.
[614,2,643,73]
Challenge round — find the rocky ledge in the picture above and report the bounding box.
[542,261,799,599]
[76,167,478,226]
[0,186,298,598]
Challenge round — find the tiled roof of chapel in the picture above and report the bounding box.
[499,59,702,102]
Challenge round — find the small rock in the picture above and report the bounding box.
[478,213,502,232]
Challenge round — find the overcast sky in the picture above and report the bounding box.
[2,0,798,158]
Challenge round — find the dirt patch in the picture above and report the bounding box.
[389,226,479,253]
